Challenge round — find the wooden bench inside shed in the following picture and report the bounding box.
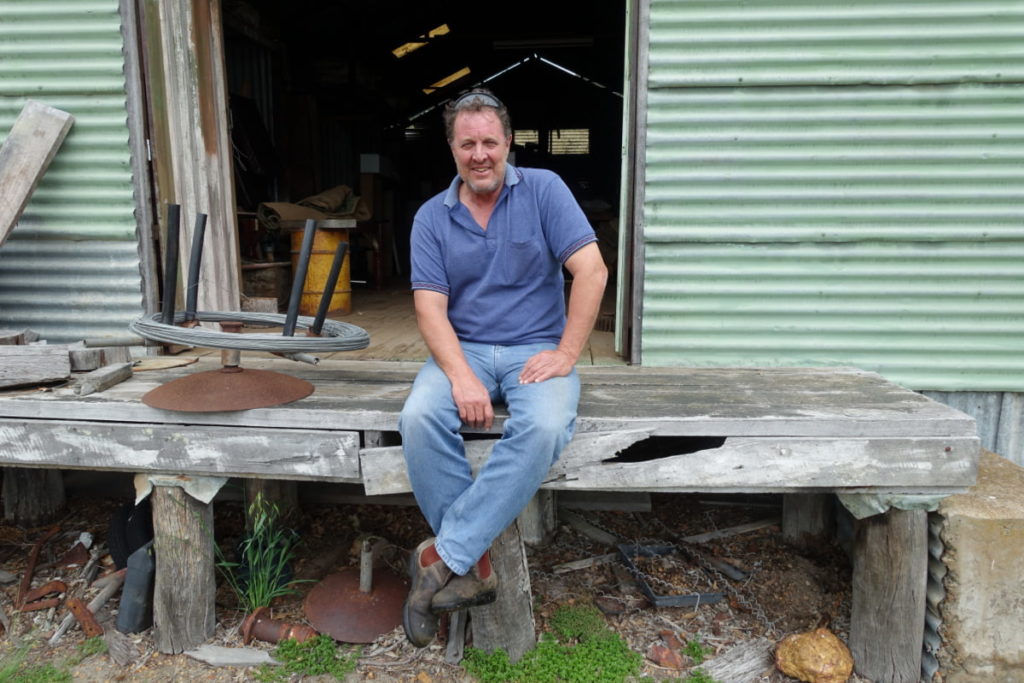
[0,359,978,682]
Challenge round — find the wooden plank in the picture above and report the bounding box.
[850,509,928,682]
[557,436,979,490]
[74,362,133,397]
[0,420,360,481]
[0,358,977,437]
[0,100,74,246]
[0,346,71,388]
[359,430,653,496]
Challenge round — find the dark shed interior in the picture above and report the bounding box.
[221,0,626,290]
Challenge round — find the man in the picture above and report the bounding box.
[399,89,607,647]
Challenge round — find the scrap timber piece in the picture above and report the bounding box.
[0,100,74,247]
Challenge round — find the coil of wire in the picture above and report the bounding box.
[130,312,369,353]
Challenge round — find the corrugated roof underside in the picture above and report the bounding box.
[641,1,1024,391]
[0,0,143,343]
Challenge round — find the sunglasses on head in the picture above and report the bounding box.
[452,91,504,110]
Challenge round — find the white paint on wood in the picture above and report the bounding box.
[558,436,979,490]
[0,420,360,481]
[0,100,74,245]
[359,429,654,496]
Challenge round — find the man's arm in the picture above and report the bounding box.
[519,242,608,384]
[413,289,494,429]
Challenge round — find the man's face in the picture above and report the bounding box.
[450,109,511,196]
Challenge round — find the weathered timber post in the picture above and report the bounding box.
[469,521,536,662]
[151,484,216,653]
[782,494,835,547]
[517,490,556,546]
[2,467,65,526]
[850,508,927,682]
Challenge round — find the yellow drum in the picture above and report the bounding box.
[290,227,351,315]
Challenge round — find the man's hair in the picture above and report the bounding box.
[443,88,512,143]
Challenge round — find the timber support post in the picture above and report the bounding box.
[782,493,835,546]
[469,521,536,662]
[2,467,65,527]
[850,508,928,682]
[151,484,216,653]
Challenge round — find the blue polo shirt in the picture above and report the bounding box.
[410,165,597,346]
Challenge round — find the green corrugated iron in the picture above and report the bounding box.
[640,0,1024,391]
[0,0,145,341]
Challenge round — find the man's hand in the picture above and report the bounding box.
[451,374,494,429]
[518,348,575,385]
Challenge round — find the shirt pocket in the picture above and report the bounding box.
[503,236,546,284]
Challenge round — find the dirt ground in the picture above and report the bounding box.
[0,482,869,682]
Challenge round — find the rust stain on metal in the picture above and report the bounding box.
[66,598,104,637]
[21,597,61,612]
[22,580,67,605]
[17,526,59,608]
[191,0,219,156]
[142,366,314,412]
[304,568,408,643]
[242,607,318,645]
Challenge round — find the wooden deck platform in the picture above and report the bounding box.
[0,357,978,682]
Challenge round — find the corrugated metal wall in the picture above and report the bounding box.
[640,0,1024,392]
[0,0,144,342]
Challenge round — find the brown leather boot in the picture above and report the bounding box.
[402,538,453,647]
[430,551,497,613]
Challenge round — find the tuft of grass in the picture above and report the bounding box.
[463,603,642,683]
[215,492,307,612]
[684,669,721,683]
[683,637,711,665]
[255,635,360,682]
[0,634,105,683]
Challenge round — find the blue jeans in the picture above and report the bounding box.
[399,341,580,575]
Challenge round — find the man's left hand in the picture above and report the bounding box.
[519,349,575,384]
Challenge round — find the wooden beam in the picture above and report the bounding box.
[0,346,71,389]
[359,429,653,497]
[0,100,73,247]
[0,419,360,481]
[850,509,928,682]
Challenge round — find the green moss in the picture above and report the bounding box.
[255,635,360,682]
[463,603,642,683]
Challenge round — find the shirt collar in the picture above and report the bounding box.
[443,164,522,208]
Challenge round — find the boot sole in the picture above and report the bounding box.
[431,588,498,614]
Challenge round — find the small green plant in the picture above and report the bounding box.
[255,635,360,682]
[0,633,107,682]
[683,637,710,665]
[463,603,642,683]
[216,493,306,612]
[684,669,720,683]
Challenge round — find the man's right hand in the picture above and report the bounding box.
[451,375,494,430]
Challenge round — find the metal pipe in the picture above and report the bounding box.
[310,240,347,335]
[184,213,208,322]
[283,219,316,336]
[160,204,181,325]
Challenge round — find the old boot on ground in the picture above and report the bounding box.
[402,537,453,647]
[431,551,497,613]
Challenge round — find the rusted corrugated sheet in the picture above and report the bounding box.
[639,0,1024,392]
[0,1,144,342]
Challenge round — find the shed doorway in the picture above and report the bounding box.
[218,0,631,364]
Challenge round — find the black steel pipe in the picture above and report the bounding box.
[184,213,208,322]
[310,240,347,335]
[283,219,317,336]
[160,204,181,325]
